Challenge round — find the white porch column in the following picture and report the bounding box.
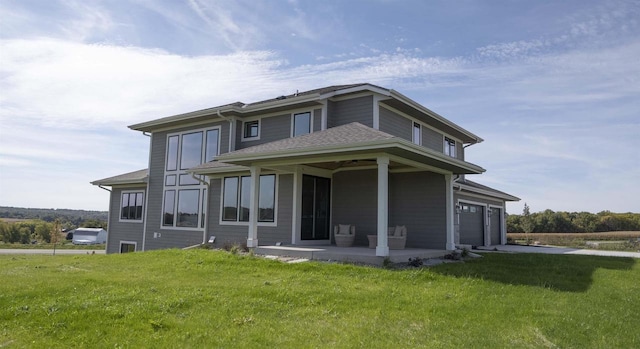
[376,156,390,257]
[247,166,261,248]
[291,167,302,245]
[445,174,455,250]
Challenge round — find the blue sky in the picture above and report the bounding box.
[1,0,638,214]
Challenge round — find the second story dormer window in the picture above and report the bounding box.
[444,137,456,158]
[243,120,259,139]
[293,112,311,137]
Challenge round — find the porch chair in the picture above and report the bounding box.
[367,226,407,250]
[334,224,356,247]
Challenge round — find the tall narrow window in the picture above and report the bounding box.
[166,136,179,171]
[163,190,176,226]
[259,175,276,222]
[293,112,311,137]
[444,137,456,157]
[239,176,251,222]
[222,177,239,221]
[413,122,421,145]
[205,129,219,162]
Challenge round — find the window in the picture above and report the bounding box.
[243,120,259,139]
[444,137,456,158]
[293,112,311,137]
[120,241,136,253]
[222,174,276,223]
[120,191,144,222]
[412,122,421,145]
[162,127,218,229]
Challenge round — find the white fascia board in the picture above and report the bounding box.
[188,164,249,176]
[389,89,484,144]
[454,183,520,201]
[321,84,391,99]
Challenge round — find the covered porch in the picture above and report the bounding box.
[191,123,485,257]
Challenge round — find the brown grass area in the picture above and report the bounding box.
[508,231,640,240]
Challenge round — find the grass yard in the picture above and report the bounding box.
[0,242,106,250]
[1,250,638,348]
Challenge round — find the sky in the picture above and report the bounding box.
[0,0,639,215]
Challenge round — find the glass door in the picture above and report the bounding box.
[301,175,331,240]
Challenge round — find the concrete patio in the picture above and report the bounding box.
[254,245,449,265]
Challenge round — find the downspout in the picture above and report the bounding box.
[97,185,111,193]
[141,132,152,252]
[191,173,211,245]
[217,110,235,152]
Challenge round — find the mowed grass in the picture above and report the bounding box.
[1,250,638,348]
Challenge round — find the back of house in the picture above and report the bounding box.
[92,83,518,256]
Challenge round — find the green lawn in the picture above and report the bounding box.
[0,242,106,250]
[1,250,638,348]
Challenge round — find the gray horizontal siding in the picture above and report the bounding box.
[332,170,447,249]
[208,174,293,247]
[389,172,447,249]
[237,114,291,149]
[106,186,146,254]
[379,107,411,141]
[422,127,443,152]
[328,96,373,128]
[332,170,377,247]
[313,109,322,132]
[456,142,464,160]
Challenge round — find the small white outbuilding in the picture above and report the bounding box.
[72,228,107,245]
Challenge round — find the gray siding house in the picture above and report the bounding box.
[92,84,518,256]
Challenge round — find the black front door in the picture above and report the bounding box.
[301,175,331,240]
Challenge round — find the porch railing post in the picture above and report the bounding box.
[247,165,261,248]
[376,156,390,257]
[445,173,455,250]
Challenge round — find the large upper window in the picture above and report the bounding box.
[293,112,311,137]
[120,191,144,222]
[444,137,456,158]
[162,127,219,229]
[222,174,276,223]
[412,122,421,145]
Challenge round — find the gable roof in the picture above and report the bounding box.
[128,83,482,144]
[191,122,485,175]
[91,169,148,186]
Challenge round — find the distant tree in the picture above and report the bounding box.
[521,203,534,244]
[35,223,52,243]
[80,219,107,229]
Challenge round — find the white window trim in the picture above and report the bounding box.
[444,136,456,158]
[119,240,137,253]
[291,111,314,137]
[218,174,279,227]
[119,190,145,223]
[161,126,219,231]
[241,119,261,141]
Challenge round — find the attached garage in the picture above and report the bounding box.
[459,203,485,247]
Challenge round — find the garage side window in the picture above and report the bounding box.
[120,191,144,222]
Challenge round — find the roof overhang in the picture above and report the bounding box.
[454,181,520,202]
[91,169,148,186]
[195,138,485,175]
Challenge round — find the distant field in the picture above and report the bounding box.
[508,231,640,252]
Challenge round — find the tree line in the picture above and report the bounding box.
[507,204,640,233]
[0,206,107,229]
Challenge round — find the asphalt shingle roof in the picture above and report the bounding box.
[91,169,148,186]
